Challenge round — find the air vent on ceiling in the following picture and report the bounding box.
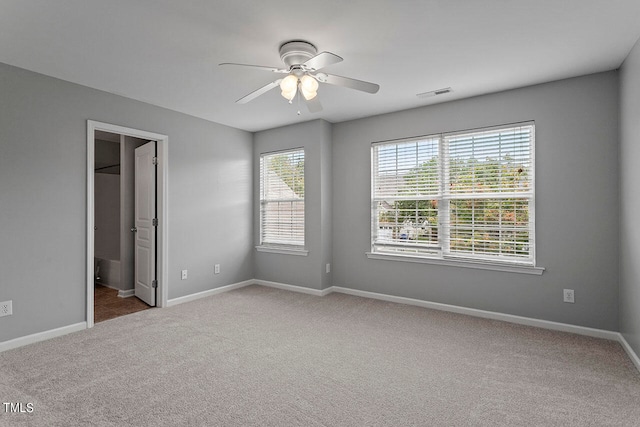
[416,87,452,98]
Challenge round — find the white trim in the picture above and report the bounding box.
[166,280,254,307]
[254,279,331,296]
[96,282,119,291]
[96,283,134,298]
[168,279,618,343]
[157,138,169,309]
[327,286,618,340]
[618,333,640,373]
[87,120,170,328]
[365,252,545,275]
[86,121,95,328]
[255,246,309,256]
[0,323,87,353]
[118,289,135,298]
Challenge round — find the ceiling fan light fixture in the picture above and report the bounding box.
[300,75,319,100]
[301,89,317,101]
[280,74,298,101]
[281,88,297,101]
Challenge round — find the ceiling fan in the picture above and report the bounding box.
[220,40,380,113]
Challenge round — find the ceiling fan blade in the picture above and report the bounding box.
[236,79,282,104]
[303,52,343,71]
[320,73,380,94]
[219,63,288,73]
[305,96,323,113]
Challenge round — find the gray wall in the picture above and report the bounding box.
[253,120,332,290]
[0,62,253,343]
[332,72,620,331]
[620,38,640,354]
[94,173,120,261]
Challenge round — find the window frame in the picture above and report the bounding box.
[369,122,543,274]
[258,147,307,254]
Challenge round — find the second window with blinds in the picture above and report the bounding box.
[259,148,305,252]
[371,122,535,267]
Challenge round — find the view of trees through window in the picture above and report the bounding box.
[373,124,534,263]
[260,149,305,247]
[268,153,305,198]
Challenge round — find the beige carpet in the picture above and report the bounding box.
[1,285,639,426]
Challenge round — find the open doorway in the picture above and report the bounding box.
[87,121,168,328]
[93,131,150,321]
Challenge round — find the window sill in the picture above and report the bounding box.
[365,252,544,275]
[256,246,309,256]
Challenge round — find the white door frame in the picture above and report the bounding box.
[86,120,169,328]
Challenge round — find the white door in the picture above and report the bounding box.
[134,141,156,306]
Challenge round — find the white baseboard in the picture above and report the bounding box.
[249,281,618,341]
[166,280,254,307]
[0,322,87,353]
[326,286,620,341]
[618,333,640,373]
[254,279,332,296]
[118,289,135,298]
[96,282,119,291]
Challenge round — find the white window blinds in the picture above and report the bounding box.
[372,137,442,255]
[260,149,305,247]
[372,123,535,265]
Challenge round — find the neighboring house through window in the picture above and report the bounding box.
[371,122,535,266]
[259,148,305,249]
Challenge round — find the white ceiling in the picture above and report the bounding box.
[1,0,639,132]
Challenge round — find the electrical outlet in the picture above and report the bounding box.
[0,300,12,317]
[214,264,220,274]
[563,289,575,303]
[181,270,188,280]
[326,263,331,274]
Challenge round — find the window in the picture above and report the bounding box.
[372,123,535,266]
[259,148,305,249]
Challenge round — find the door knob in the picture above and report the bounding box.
[131,227,137,232]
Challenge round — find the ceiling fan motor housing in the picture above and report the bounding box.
[279,41,317,68]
